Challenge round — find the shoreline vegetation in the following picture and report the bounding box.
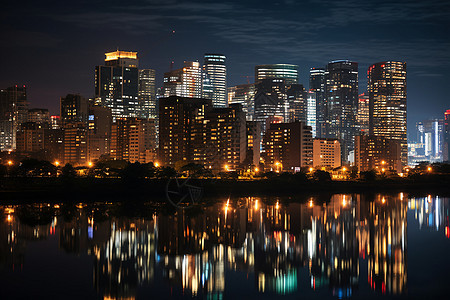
[1,159,449,203]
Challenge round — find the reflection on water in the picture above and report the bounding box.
[0,194,449,299]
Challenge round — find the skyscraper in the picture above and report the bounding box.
[368,61,407,166]
[324,60,359,163]
[307,91,317,138]
[138,69,157,119]
[60,94,89,126]
[95,50,139,120]
[255,64,299,84]
[203,54,227,108]
[228,84,255,121]
[357,93,370,135]
[309,68,326,138]
[163,62,202,98]
[0,85,28,150]
[444,109,450,161]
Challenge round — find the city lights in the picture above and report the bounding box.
[154,162,160,168]
[54,161,60,167]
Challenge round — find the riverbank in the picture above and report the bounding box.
[1,175,449,203]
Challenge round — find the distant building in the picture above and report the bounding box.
[228,84,255,121]
[203,54,227,108]
[0,85,28,150]
[163,61,202,98]
[357,93,369,135]
[307,91,316,138]
[444,110,450,161]
[309,68,326,138]
[63,122,88,165]
[368,61,407,167]
[255,64,299,85]
[88,106,112,162]
[27,108,50,124]
[410,119,444,164]
[138,69,157,119]
[245,121,261,167]
[355,135,401,173]
[313,138,341,168]
[324,60,359,164]
[95,50,139,120]
[51,115,61,129]
[159,96,211,166]
[110,118,156,163]
[60,94,89,126]
[263,121,313,172]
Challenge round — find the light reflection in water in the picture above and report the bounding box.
[0,194,449,299]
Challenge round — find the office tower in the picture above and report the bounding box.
[313,138,341,168]
[138,69,157,119]
[228,84,255,121]
[63,122,88,165]
[16,122,47,154]
[204,104,246,171]
[368,61,407,167]
[163,61,202,98]
[255,64,299,84]
[0,85,28,150]
[95,50,139,120]
[51,115,61,129]
[88,106,112,162]
[60,94,89,126]
[444,110,450,161]
[354,135,401,173]
[309,68,326,138]
[307,91,317,138]
[263,121,313,172]
[254,79,306,134]
[110,118,156,163]
[245,121,261,167]
[357,93,370,135]
[324,60,359,163]
[27,108,50,124]
[159,96,211,166]
[413,119,444,162]
[203,54,227,108]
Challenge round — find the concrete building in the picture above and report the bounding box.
[228,84,255,121]
[63,122,88,166]
[263,121,313,172]
[313,138,341,168]
[354,135,401,173]
[27,108,50,124]
[357,93,369,135]
[163,62,202,99]
[245,121,261,167]
[0,85,28,150]
[368,61,407,167]
[88,106,112,162]
[60,94,89,126]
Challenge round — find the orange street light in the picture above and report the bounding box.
[381,160,386,165]
[88,161,93,167]
[427,166,432,172]
[342,167,347,172]
[309,167,314,172]
[154,162,160,168]
[7,160,13,166]
[255,167,259,173]
[224,164,229,171]
[54,161,60,167]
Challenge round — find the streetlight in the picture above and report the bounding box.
[309,167,314,173]
[427,166,432,172]
[54,161,60,167]
[154,162,160,168]
[224,164,229,171]
[7,160,13,166]
[342,167,347,172]
[254,167,259,173]
[88,161,93,167]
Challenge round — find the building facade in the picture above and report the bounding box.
[324,60,359,164]
[255,64,299,85]
[163,62,202,99]
[368,61,407,167]
[88,106,112,162]
[309,68,326,138]
[357,93,370,135]
[60,94,89,126]
[355,135,402,173]
[444,109,450,162]
[95,50,139,120]
[312,138,341,168]
[0,85,28,150]
[307,91,317,138]
[138,69,157,119]
[228,84,255,121]
[263,121,313,172]
[203,54,227,108]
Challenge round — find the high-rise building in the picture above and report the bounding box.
[110,118,156,163]
[254,79,306,134]
[309,68,326,138]
[368,61,407,167]
[60,94,89,126]
[245,121,261,167]
[159,96,211,166]
[27,108,50,124]
[228,84,255,121]
[411,119,444,163]
[444,110,450,161]
[307,91,317,138]
[138,69,157,119]
[88,106,112,162]
[312,138,341,168]
[255,64,299,84]
[324,60,359,164]
[357,93,370,135]
[204,104,246,171]
[63,122,88,165]
[0,85,28,150]
[163,62,202,98]
[203,54,227,108]
[354,135,402,173]
[263,121,313,172]
[95,50,139,120]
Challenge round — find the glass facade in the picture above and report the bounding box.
[203,54,227,108]
[255,64,299,85]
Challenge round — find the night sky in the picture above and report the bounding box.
[1,0,449,137]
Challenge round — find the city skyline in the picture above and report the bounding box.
[1,0,449,134]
